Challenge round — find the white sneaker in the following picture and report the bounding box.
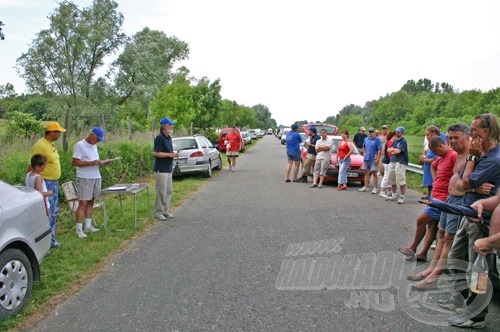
[76,230,87,238]
[386,195,397,201]
[358,186,368,192]
[398,196,405,204]
[371,188,378,194]
[84,226,99,233]
[379,191,389,199]
[231,167,235,172]
[156,214,167,220]
[163,213,174,219]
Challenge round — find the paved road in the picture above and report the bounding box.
[32,135,499,331]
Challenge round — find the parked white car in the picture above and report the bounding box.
[172,135,223,178]
[0,180,51,319]
[241,131,252,145]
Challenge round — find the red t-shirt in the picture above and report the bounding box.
[225,132,241,152]
[431,149,458,201]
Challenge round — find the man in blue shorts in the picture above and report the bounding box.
[358,127,382,193]
[285,123,302,182]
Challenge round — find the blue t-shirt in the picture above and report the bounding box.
[307,134,320,155]
[286,130,302,154]
[462,145,500,206]
[389,137,408,165]
[423,149,437,186]
[363,136,382,161]
[153,132,174,173]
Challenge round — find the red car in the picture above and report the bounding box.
[301,125,365,185]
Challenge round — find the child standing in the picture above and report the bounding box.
[26,153,52,209]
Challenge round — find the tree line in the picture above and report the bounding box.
[0,0,276,149]
[323,78,500,134]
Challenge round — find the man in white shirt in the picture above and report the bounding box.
[72,127,108,238]
[311,129,333,188]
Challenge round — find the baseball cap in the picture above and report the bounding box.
[45,121,66,132]
[309,127,317,133]
[395,126,405,133]
[368,127,375,132]
[382,125,388,129]
[160,117,176,125]
[291,124,299,130]
[91,126,105,142]
[359,126,366,131]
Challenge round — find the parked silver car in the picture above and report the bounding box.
[0,180,51,319]
[241,131,252,145]
[172,135,223,178]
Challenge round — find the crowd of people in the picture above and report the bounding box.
[26,117,180,242]
[284,115,500,329]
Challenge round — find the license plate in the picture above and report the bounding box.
[175,158,188,164]
[347,172,358,177]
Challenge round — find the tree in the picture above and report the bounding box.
[16,0,127,150]
[251,104,273,129]
[191,78,221,130]
[111,27,189,107]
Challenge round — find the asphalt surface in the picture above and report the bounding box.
[32,135,499,332]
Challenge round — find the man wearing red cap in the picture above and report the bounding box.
[30,121,67,248]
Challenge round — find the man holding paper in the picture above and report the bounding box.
[71,126,108,238]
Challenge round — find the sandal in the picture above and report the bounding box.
[398,247,415,257]
[412,280,438,291]
[406,273,428,281]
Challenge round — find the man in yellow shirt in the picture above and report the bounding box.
[30,121,66,248]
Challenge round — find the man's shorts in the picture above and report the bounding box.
[287,152,301,162]
[226,151,239,157]
[76,177,102,200]
[361,160,378,171]
[438,195,463,234]
[313,158,330,176]
[424,205,441,222]
[388,162,406,186]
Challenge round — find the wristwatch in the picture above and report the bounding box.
[466,155,478,162]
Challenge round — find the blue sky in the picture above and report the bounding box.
[1,0,500,126]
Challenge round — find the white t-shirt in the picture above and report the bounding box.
[25,172,50,208]
[315,137,334,160]
[73,139,101,179]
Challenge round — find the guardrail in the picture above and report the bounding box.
[407,162,423,175]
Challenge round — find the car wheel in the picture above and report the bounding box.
[0,249,34,319]
[215,156,223,170]
[204,161,212,178]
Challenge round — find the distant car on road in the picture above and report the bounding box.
[0,180,52,319]
[172,135,223,178]
[300,135,364,185]
[247,129,257,140]
[280,127,292,145]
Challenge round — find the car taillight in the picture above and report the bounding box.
[190,151,204,158]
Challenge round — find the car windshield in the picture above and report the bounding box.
[173,138,197,151]
[308,125,338,135]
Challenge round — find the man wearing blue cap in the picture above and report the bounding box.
[153,118,178,220]
[386,126,409,204]
[72,126,107,238]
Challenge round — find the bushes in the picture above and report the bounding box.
[1,140,154,199]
